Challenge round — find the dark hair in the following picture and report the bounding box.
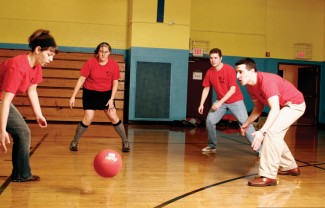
[235,58,257,72]
[94,42,112,55]
[28,29,58,53]
[209,48,222,57]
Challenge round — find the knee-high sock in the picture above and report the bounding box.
[113,120,128,142]
[72,121,88,143]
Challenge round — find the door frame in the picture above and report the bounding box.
[278,63,320,125]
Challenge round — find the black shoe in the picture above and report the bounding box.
[122,141,130,152]
[12,175,40,182]
[70,141,78,151]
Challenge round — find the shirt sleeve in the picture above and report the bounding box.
[80,59,92,77]
[32,66,43,84]
[246,86,256,100]
[1,63,22,94]
[261,79,280,100]
[226,67,238,87]
[202,70,211,87]
[111,61,120,81]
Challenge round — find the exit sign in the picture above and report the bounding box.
[297,51,305,59]
[193,48,204,57]
[294,43,312,60]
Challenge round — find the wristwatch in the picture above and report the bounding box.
[260,131,266,136]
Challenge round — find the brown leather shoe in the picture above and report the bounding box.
[248,177,277,187]
[278,167,300,176]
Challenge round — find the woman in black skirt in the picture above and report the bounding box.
[69,42,130,152]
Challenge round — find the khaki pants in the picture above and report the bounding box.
[259,102,306,179]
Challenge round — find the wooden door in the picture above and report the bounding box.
[297,66,319,125]
[186,58,211,121]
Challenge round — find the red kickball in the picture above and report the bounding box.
[93,149,122,178]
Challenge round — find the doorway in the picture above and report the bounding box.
[186,58,212,121]
[278,64,320,125]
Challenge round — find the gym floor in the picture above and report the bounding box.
[0,123,324,208]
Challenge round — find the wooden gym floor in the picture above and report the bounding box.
[0,122,324,208]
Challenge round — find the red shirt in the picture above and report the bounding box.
[0,54,42,98]
[202,64,243,104]
[247,72,304,107]
[81,57,120,91]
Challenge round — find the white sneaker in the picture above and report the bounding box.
[202,146,217,152]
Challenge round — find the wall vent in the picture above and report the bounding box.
[135,61,171,119]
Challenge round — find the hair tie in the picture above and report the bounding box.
[29,38,57,49]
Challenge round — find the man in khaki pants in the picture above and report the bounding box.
[235,58,306,187]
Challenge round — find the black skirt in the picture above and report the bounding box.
[82,88,113,110]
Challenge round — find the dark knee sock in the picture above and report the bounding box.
[113,120,128,142]
[72,121,88,143]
